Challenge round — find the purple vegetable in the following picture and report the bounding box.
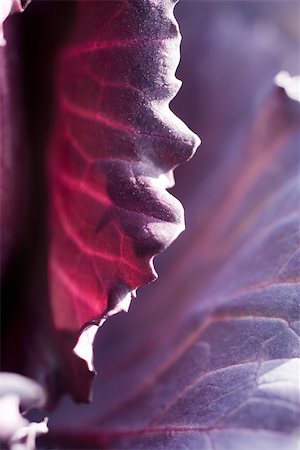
[1,1,299,449]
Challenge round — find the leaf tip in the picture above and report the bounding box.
[73,324,99,372]
[0,0,31,46]
[275,71,300,103]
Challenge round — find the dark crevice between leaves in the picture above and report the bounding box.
[1,1,76,406]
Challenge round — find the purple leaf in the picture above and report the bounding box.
[45,2,300,449]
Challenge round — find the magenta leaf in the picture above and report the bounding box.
[1,0,198,407]
[44,3,300,449]
[47,0,198,401]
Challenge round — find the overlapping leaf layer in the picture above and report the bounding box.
[47,3,300,448]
